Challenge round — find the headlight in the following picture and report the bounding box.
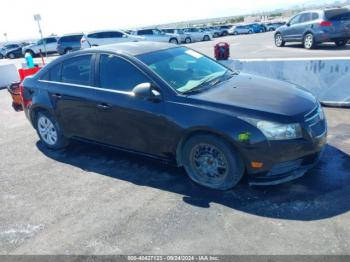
[242,118,302,141]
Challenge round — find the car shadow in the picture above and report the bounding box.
[36,141,350,221]
[285,43,350,51]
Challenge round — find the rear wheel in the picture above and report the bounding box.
[8,53,16,59]
[64,48,72,54]
[182,134,244,190]
[303,33,316,49]
[25,50,35,57]
[35,111,68,149]
[274,33,285,47]
[335,40,347,47]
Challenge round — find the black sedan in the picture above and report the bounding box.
[21,42,327,190]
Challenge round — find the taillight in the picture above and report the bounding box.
[20,83,32,108]
[319,21,333,27]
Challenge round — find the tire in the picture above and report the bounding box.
[182,134,244,190]
[335,40,347,47]
[303,33,316,49]
[25,50,35,57]
[269,28,275,32]
[274,33,285,47]
[35,111,68,150]
[203,35,210,41]
[169,38,179,44]
[248,30,253,34]
[233,31,238,35]
[222,31,228,36]
[185,37,192,44]
[8,53,16,59]
[64,48,72,54]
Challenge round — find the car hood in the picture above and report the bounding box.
[190,73,317,119]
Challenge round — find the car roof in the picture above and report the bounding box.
[83,41,176,56]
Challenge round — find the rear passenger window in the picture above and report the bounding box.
[41,63,61,81]
[99,54,148,91]
[311,13,319,20]
[61,55,92,85]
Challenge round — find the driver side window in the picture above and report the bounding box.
[289,15,301,25]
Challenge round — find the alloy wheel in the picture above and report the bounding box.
[38,115,58,146]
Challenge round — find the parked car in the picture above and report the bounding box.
[132,29,180,44]
[0,44,23,59]
[182,28,212,42]
[216,25,232,36]
[206,27,221,37]
[248,23,265,33]
[229,25,253,35]
[81,30,141,49]
[265,22,286,31]
[22,37,59,57]
[22,42,327,190]
[161,29,191,43]
[57,33,83,55]
[275,8,350,49]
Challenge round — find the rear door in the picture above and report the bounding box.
[326,9,350,36]
[44,54,100,140]
[93,54,169,156]
[293,13,312,40]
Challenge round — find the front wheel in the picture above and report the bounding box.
[169,38,179,44]
[203,35,210,41]
[303,33,316,49]
[274,33,285,47]
[185,37,192,44]
[182,135,244,190]
[35,111,68,149]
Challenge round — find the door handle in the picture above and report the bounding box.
[97,103,111,110]
[52,93,62,99]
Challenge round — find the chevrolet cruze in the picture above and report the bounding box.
[21,42,327,190]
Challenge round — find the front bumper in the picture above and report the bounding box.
[248,146,325,186]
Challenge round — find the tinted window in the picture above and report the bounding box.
[99,54,148,91]
[50,63,62,82]
[300,13,311,23]
[138,30,153,35]
[311,13,319,20]
[46,38,57,44]
[104,31,123,38]
[61,55,92,85]
[60,35,83,42]
[88,33,99,38]
[290,14,301,25]
[325,9,350,20]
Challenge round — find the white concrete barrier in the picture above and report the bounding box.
[0,64,20,89]
[221,58,350,107]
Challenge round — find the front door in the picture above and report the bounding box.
[93,54,171,157]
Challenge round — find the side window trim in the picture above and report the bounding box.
[96,53,153,92]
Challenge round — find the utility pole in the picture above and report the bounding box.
[3,33,8,42]
[33,14,47,57]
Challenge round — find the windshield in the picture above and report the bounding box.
[137,47,230,93]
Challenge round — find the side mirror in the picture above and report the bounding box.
[286,22,290,27]
[132,82,162,102]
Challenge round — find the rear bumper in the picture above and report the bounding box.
[314,31,350,42]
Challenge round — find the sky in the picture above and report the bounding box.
[0,0,323,41]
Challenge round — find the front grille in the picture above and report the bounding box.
[304,104,326,138]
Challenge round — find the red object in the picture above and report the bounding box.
[214,42,230,60]
[319,21,333,27]
[18,66,41,82]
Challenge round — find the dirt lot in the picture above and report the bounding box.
[0,89,350,255]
